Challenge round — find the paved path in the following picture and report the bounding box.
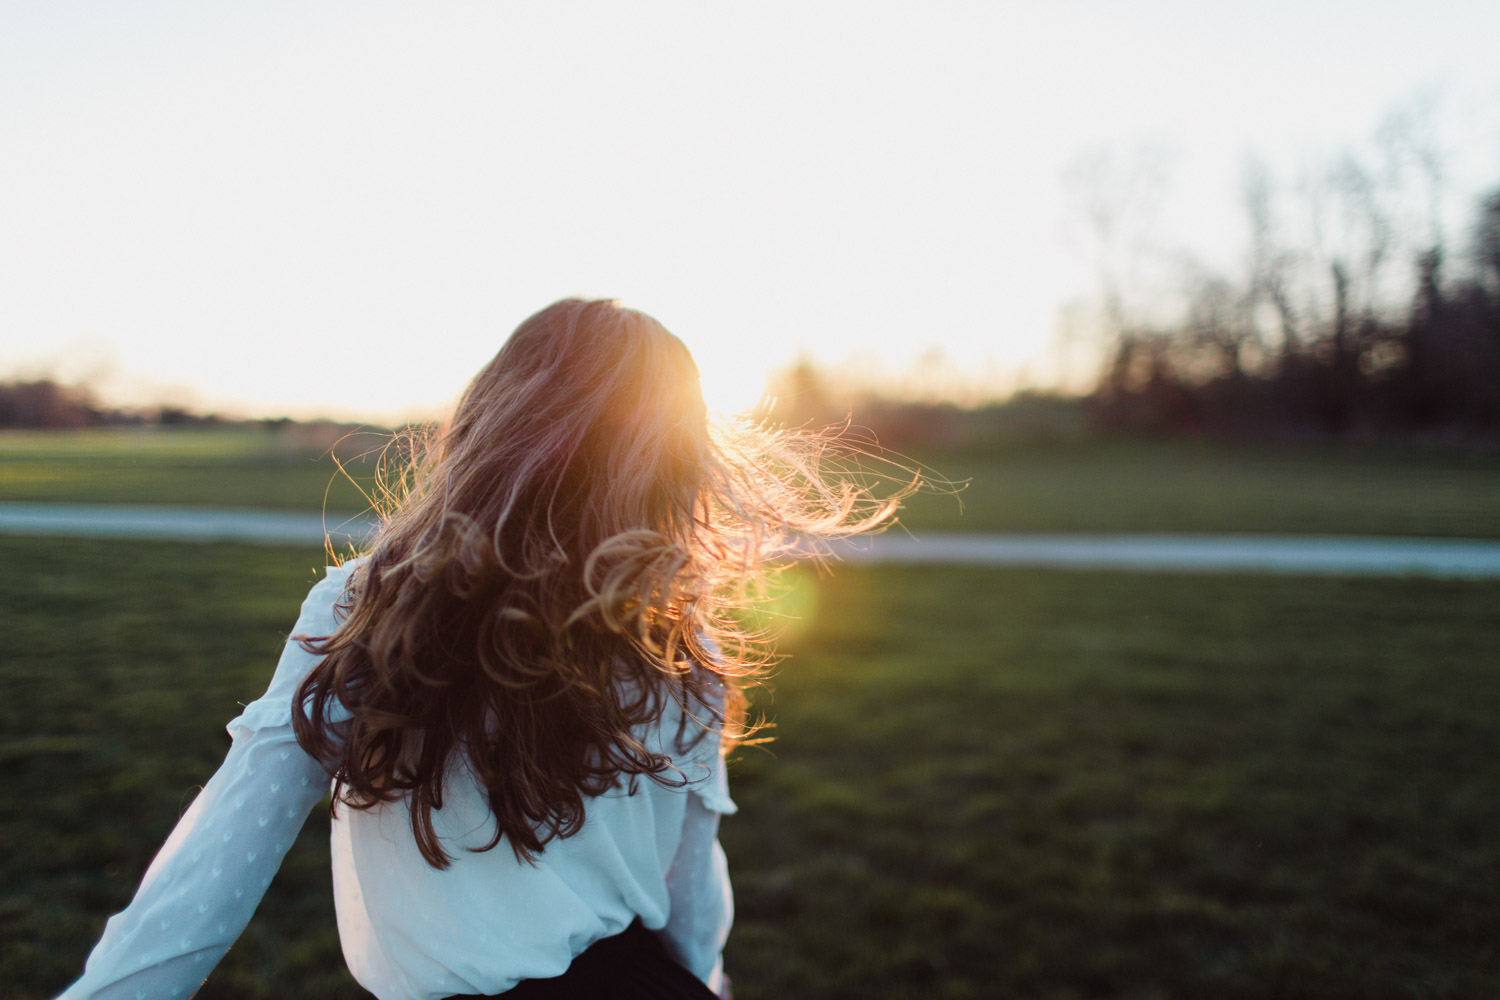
[826,533,1500,578]
[3,502,1500,578]
[0,503,378,546]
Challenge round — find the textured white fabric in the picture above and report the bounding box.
[60,563,735,1000]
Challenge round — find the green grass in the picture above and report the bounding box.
[898,438,1500,538]
[1,537,356,999]
[727,564,1500,999]
[3,428,1499,537]
[0,427,382,512]
[6,536,1498,999]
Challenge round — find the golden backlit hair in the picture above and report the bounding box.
[293,298,905,867]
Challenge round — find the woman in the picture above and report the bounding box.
[59,299,902,999]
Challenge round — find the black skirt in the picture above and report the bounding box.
[445,920,718,999]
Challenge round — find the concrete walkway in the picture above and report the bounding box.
[825,532,1500,578]
[0,503,378,547]
[3,502,1500,578]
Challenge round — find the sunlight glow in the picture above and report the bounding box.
[696,352,769,418]
[1,2,1497,419]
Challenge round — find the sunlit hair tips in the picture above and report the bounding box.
[293,298,912,867]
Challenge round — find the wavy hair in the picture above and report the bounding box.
[292,298,906,867]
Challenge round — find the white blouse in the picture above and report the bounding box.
[60,562,736,1000]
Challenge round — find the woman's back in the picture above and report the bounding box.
[63,559,735,1000]
[289,564,735,997]
[59,299,902,999]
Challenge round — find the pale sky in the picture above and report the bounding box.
[3,1,1498,420]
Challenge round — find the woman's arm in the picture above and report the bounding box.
[58,565,351,1000]
[655,655,737,995]
[658,677,736,997]
[660,792,734,996]
[57,724,328,1000]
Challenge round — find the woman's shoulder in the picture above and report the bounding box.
[315,554,365,592]
[225,558,364,740]
[296,556,365,624]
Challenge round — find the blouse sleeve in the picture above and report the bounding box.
[657,665,736,993]
[659,792,734,994]
[57,565,353,1000]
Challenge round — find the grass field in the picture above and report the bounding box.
[0,427,382,512]
[3,427,1499,537]
[6,535,1498,999]
[896,438,1500,539]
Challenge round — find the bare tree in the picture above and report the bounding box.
[1300,150,1396,428]
[1475,189,1500,295]
[1376,90,1449,260]
[1242,155,1300,356]
[1061,142,1175,342]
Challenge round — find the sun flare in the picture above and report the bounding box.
[694,349,773,418]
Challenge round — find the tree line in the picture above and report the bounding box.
[1082,133,1500,439]
[0,378,227,429]
[10,117,1498,446]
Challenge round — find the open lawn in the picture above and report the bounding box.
[0,427,382,513]
[3,428,1499,537]
[6,536,1498,999]
[898,438,1500,539]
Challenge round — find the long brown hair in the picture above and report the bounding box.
[293,298,904,867]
